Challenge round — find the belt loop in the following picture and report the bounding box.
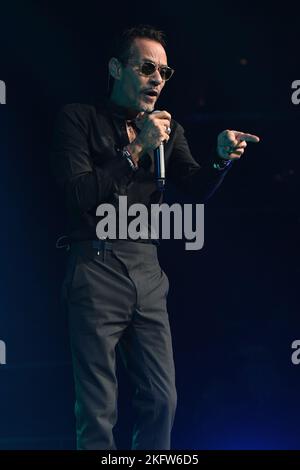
[93,239,103,256]
[93,239,107,260]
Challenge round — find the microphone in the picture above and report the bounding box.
[154,141,165,191]
[152,110,166,191]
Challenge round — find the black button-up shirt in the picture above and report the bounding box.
[50,98,230,242]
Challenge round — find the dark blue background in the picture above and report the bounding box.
[0,1,299,449]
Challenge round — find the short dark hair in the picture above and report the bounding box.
[112,24,167,63]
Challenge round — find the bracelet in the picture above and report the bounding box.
[213,158,233,171]
[122,146,138,172]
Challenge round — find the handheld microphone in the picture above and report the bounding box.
[154,141,165,191]
[152,110,166,191]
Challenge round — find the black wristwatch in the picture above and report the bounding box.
[122,146,138,172]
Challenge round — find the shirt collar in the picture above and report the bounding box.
[104,97,140,121]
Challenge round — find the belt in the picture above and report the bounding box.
[70,239,113,256]
[69,239,159,257]
[92,239,113,251]
[56,236,159,253]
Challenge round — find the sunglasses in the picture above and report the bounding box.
[125,60,175,81]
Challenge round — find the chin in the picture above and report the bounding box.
[140,102,155,113]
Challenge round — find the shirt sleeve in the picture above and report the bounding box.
[50,104,132,213]
[168,122,232,202]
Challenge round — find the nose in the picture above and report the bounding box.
[149,69,163,86]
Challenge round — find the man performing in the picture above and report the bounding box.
[51,25,260,450]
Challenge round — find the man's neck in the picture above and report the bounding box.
[109,93,139,120]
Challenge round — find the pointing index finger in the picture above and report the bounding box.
[234,131,260,143]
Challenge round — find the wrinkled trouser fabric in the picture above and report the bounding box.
[62,240,177,450]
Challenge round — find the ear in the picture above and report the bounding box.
[108,57,122,81]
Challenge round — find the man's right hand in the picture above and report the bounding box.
[137,110,171,148]
[135,110,171,152]
[126,110,171,166]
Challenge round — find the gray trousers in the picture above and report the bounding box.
[62,240,177,450]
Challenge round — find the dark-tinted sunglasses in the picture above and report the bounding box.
[126,60,175,81]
